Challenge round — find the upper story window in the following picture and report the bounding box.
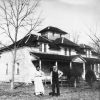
[44,43,47,52]
[39,43,42,52]
[39,43,47,53]
[86,50,91,57]
[64,48,67,55]
[69,49,71,56]
[64,48,71,56]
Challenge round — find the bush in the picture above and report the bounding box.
[85,70,96,87]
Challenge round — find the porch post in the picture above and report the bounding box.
[39,60,42,70]
[94,64,96,75]
[91,64,92,70]
[97,64,99,78]
[55,61,58,67]
[98,64,100,78]
[70,61,72,69]
[82,62,85,80]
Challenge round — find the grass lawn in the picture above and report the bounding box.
[0,82,100,100]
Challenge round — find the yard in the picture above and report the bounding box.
[0,81,100,100]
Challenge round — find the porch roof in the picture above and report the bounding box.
[83,57,100,64]
[30,52,85,63]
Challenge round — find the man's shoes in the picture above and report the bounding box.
[49,92,60,96]
[49,92,56,96]
[55,93,60,96]
[49,92,52,95]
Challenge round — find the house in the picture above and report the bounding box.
[0,34,51,83]
[77,44,100,78]
[0,26,100,83]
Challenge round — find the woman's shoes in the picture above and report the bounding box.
[34,92,44,96]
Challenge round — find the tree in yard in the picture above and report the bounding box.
[87,26,100,54]
[88,33,100,53]
[69,30,80,44]
[0,0,42,90]
[72,32,80,44]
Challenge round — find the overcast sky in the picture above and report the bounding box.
[40,0,100,44]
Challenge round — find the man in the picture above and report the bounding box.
[50,65,63,96]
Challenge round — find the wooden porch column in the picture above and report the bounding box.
[39,60,42,70]
[98,64,100,78]
[82,62,85,80]
[98,64,100,73]
[70,61,72,69]
[91,64,92,70]
[55,61,58,67]
[94,64,96,75]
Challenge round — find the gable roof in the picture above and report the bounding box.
[0,34,51,53]
[38,26,68,35]
[80,44,92,50]
[83,57,100,63]
[53,37,79,48]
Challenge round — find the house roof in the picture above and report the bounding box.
[30,52,85,62]
[77,44,100,56]
[80,44,92,50]
[0,34,51,53]
[83,57,100,63]
[38,26,68,35]
[53,37,79,48]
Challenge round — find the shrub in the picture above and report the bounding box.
[85,69,96,87]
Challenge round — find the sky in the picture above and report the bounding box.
[40,0,100,44]
[0,0,100,46]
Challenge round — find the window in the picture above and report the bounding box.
[6,63,8,75]
[39,43,47,52]
[69,49,71,56]
[86,50,91,57]
[44,43,47,52]
[64,48,67,55]
[17,63,20,75]
[39,43,42,52]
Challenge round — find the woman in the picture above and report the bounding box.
[34,65,45,96]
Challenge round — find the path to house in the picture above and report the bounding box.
[0,82,100,100]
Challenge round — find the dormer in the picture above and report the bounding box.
[38,26,68,40]
[79,44,92,57]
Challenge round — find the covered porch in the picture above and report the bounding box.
[30,52,86,80]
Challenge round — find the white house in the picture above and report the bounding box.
[0,26,100,84]
[0,47,37,83]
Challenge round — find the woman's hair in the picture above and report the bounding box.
[36,65,39,68]
[32,60,39,67]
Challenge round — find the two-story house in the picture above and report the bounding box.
[0,34,51,83]
[0,26,100,83]
[31,26,87,79]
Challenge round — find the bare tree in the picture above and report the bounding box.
[0,0,42,90]
[87,26,100,53]
[70,31,80,44]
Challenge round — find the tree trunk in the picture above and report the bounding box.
[11,46,17,90]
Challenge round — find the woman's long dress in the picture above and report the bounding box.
[34,70,44,95]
